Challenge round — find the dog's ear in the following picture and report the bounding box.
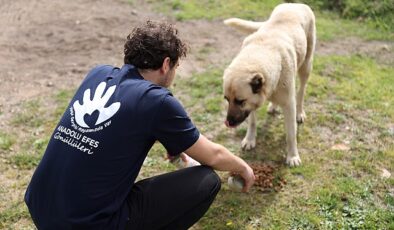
[249,74,264,94]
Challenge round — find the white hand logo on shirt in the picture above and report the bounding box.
[73,82,121,128]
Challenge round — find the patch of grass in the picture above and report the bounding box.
[289,214,319,230]
[5,90,74,170]
[351,151,378,174]
[4,3,394,227]
[11,100,44,128]
[315,11,393,40]
[328,150,345,160]
[196,46,216,61]
[54,90,74,119]
[0,132,15,151]
[169,52,393,229]
[149,0,281,21]
[289,163,319,180]
[6,61,394,229]
[200,191,272,229]
[8,136,49,170]
[0,201,31,229]
[148,0,393,40]
[9,151,43,170]
[312,55,394,119]
[174,66,224,117]
[380,149,394,172]
[309,179,394,229]
[156,44,394,230]
[299,0,394,32]
[1,90,76,228]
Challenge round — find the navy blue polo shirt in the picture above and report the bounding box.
[24,64,200,230]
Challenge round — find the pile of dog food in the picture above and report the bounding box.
[249,162,287,192]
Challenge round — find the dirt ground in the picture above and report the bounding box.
[0,0,392,226]
[1,0,392,129]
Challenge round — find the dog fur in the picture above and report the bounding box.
[223,3,316,166]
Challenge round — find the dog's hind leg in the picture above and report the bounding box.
[282,95,301,167]
[296,62,310,124]
[296,25,315,124]
[241,110,256,150]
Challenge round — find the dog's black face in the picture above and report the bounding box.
[225,97,250,127]
[224,74,264,128]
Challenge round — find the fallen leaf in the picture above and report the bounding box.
[331,144,350,151]
[381,168,391,179]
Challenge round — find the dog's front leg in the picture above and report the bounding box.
[282,101,302,166]
[241,110,256,150]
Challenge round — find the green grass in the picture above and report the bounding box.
[54,90,74,119]
[0,201,31,229]
[0,132,14,151]
[312,55,394,120]
[2,1,393,229]
[196,46,217,61]
[5,58,393,229]
[315,11,393,40]
[164,54,394,229]
[182,55,393,229]
[173,67,225,133]
[148,0,281,21]
[9,137,50,170]
[147,0,393,41]
[299,0,394,32]
[6,90,74,170]
[11,100,45,128]
[0,90,76,229]
[309,179,394,229]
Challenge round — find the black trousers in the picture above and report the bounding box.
[125,166,221,230]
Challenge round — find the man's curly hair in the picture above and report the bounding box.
[124,20,188,69]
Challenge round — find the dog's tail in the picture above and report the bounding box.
[224,18,265,34]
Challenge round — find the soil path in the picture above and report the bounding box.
[0,0,245,128]
[1,0,392,131]
[1,0,392,130]
[0,0,392,228]
[0,0,145,118]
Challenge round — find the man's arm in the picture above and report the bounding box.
[184,134,255,192]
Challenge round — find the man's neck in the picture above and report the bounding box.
[138,68,162,86]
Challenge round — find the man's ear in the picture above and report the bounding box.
[249,74,264,94]
[161,57,171,74]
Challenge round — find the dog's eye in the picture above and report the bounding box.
[234,98,246,106]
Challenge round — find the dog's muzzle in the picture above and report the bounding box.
[225,111,250,128]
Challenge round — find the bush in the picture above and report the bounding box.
[289,0,394,31]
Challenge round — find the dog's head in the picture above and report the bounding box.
[223,66,266,127]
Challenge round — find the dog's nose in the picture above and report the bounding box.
[226,118,237,127]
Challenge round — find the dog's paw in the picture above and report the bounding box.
[241,138,256,150]
[296,111,307,124]
[286,155,302,167]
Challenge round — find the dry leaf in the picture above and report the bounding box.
[381,168,391,179]
[331,144,350,151]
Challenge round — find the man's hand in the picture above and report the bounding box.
[238,164,255,192]
[184,135,256,192]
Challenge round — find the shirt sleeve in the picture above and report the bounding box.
[153,94,200,156]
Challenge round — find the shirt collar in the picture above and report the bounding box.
[122,64,144,80]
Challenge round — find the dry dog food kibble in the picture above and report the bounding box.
[250,162,286,192]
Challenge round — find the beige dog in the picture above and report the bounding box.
[223,3,316,166]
